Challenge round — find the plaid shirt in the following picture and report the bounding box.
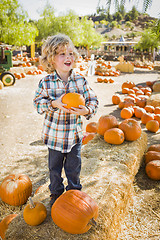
[33,70,98,153]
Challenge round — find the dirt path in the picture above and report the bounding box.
[0,67,160,239]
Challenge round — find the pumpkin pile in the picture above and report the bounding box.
[95,58,120,77]
[111,81,160,133]
[134,60,154,70]
[97,77,114,83]
[144,144,160,180]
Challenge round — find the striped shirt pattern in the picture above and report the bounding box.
[33,70,98,153]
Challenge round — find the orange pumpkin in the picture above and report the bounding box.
[23,197,47,226]
[0,214,17,239]
[112,94,121,105]
[119,118,141,141]
[51,190,98,234]
[144,105,155,113]
[0,174,32,206]
[154,114,160,125]
[145,160,160,180]
[154,107,160,114]
[120,107,133,119]
[97,115,119,136]
[82,132,96,145]
[146,120,159,133]
[104,128,124,145]
[148,144,160,152]
[134,107,146,119]
[122,81,135,89]
[136,98,146,108]
[122,87,129,94]
[62,93,85,109]
[86,122,97,133]
[141,112,154,124]
[21,72,26,78]
[118,101,125,109]
[145,151,160,164]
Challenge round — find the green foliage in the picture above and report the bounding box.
[135,29,159,51]
[0,0,38,46]
[106,0,152,13]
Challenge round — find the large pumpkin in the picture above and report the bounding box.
[119,118,141,141]
[62,93,85,109]
[97,115,119,136]
[51,190,98,234]
[23,197,47,226]
[0,214,17,239]
[0,174,32,206]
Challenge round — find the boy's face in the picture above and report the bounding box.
[53,44,75,75]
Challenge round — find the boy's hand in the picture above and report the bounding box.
[51,94,71,113]
[69,105,89,116]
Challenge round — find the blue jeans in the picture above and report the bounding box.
[48,141,82,195]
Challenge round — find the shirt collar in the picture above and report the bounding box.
[53,69,75,82]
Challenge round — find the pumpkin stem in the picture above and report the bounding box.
[89,218,97,227]
[29,197,35,208]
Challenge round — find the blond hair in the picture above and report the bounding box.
[40,34,79,73]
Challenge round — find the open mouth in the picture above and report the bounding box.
[64,62,71,66]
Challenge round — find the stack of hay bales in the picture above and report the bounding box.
[6,132,147,240]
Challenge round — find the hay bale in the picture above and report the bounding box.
[6,132,147,240]
[147,92,160,107]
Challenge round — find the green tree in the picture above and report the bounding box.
[114,12,123,22]
[78,17,104,55]
[106,0,152,12]
[152,19,160,41]
[0,0,38,46]
[36,2,57,42]
[110,20,117,29]
[135,29,159,60]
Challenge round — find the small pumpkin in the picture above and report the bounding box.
[136,98,146,108]
[145,160,160,180]
[62,93,85,109]
[82,132,96,145]
[119,118,141,141]
[23,197,47,226]
[145,151,160,164]
[97,115,119,136]
[86,122,97,133]
[144,105,155,113]
[51,190,98,234]
[0,214,17,239]
[154,107,160,114]
[148,144,160,152]
[104,128,124,145]
[141,112,154,125]
[122,81,135,89]
[134,107,146,119]
[146,120,159,133]
[154,114,160,125]
[112,94,121,105]
[120,107,133,119]
[0,174,32,206]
